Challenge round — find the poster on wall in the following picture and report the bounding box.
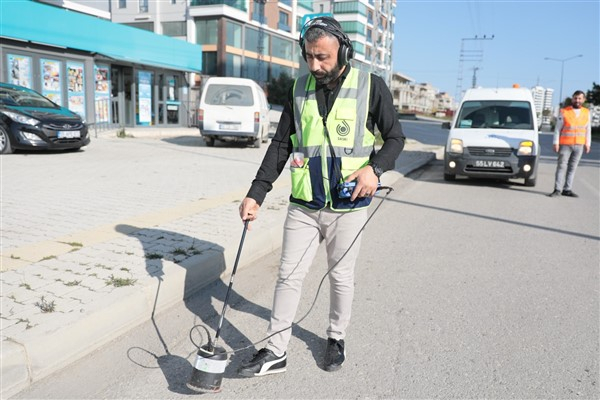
[67,62,86,118]
[7,54,33,88]
[41,59,62,105]
[138,71,152,125]
[94,65,110,123]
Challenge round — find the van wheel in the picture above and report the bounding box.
[443,173,455,181]
[253,138,261,148]
[524,176,536,187]
[261,128,268,143]
[205,137,215,147]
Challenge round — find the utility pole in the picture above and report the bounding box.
[471,67,480,88]
[455,35,494,100]
[254,0,266,86]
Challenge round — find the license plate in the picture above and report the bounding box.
[474,160,505,168]
[57,130,80,139]
[219,123,239,131]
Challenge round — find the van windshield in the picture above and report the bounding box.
[455,100,533,130]
[204,84,254,106]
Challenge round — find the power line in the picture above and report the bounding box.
[455,34,494,100]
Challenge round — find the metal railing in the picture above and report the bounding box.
[92,97,120,137]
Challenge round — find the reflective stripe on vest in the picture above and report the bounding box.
[560,106,588,145]
[291,68,373,211]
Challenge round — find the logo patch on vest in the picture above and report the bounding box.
[336,120,350,137]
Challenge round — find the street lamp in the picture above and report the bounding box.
[544,54,583,106]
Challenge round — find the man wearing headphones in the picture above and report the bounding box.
[238,16,404,376]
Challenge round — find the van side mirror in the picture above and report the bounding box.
[441,121,451,129]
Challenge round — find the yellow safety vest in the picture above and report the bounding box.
[290,68,374,211]
[560,106,589,145]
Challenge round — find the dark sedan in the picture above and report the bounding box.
[0,82,90,154]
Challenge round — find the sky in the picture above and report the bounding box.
[392,0,600,106]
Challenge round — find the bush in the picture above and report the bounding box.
[266,73,294,106]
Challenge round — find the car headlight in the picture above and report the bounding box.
[449,138,464,154]
[2,111,40,126]
[518,140,533,156]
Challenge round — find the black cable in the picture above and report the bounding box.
[189,186,394,356]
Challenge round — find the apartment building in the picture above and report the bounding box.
[391,72,453,115]
[110,0,396,84]
[2,0,398,128]
[531,85,554,126]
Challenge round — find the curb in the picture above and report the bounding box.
[2,220,286,399]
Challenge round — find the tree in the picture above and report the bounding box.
[586,82,600,105]
[266,73,294,106]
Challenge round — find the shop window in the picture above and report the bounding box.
[226,21,242,47]
[124,21,154,32]
[271,36,292,60]
[162,21,186,37]
[226,54,241,77]
[278,11,290,32]
[67,61,86,119]
[7,54,33,88]
[136,70,153,126]
[196,19,218,45]
[245,26,270,56]
[40,59,63,106]
[139,0,148,13]
[202,52,217,75]
[119,0,126,8]
[242,57,259,81]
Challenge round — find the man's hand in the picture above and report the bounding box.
[239,197,260,229]
[553,144,559,153]
[585,144,591,154]
[346,165,380,202]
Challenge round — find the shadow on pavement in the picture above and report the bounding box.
[115,224,323,394]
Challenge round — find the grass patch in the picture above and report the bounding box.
[60,241,83,248]
[10,254,21,260]
[40,255,57,262]
[19,283,32,290]
[145,252,163,260]
[105,275,137,287]
[35,296,56,313]
[171,248,188,256]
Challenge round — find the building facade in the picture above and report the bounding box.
[2,0,399,129]
[391,72,453,116]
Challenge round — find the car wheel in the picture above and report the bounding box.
[0,127,13,154]
[253,137,261,148]
[443,173,455,181]
[205,137,215,147]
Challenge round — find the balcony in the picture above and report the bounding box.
[189,0,247,12]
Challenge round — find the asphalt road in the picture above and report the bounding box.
[13,145,599,399]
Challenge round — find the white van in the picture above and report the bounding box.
[198,77,270,147]
[442,87,540,186]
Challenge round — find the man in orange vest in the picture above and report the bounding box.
[548,90,591,197]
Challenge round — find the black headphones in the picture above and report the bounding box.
[299,17,354,66]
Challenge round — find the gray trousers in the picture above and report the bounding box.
[265,204,368,356]
[554,145,584,191]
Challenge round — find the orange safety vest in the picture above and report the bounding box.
[559,106,589,145]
